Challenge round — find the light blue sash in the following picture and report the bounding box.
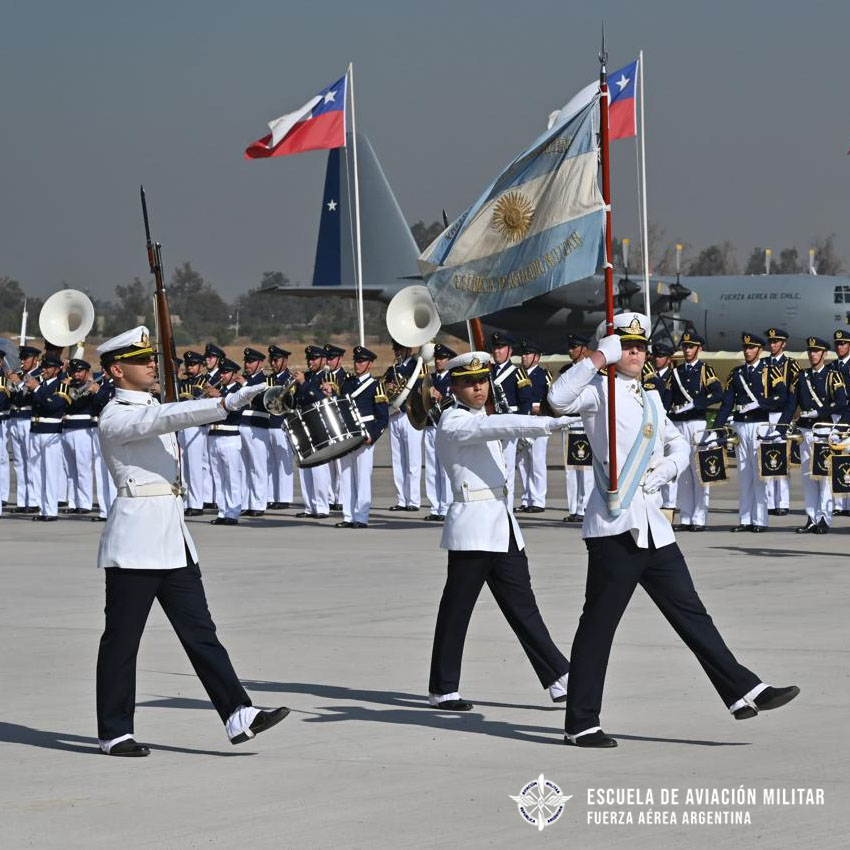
[593,386,659,517]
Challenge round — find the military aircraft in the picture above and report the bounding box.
[263,136,850,351]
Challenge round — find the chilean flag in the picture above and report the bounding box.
[608,59,638,140]
[245,75,346,159]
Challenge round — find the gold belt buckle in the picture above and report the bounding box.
[171,483,181,496]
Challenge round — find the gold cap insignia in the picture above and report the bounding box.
[139,332,150,348]
[468,357,482,371]
[628,316,643,335]
[808,337,816,347]
[837,331,846,340]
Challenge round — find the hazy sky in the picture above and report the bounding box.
[2,0,849,301]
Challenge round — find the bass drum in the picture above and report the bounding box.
[284,396,367,468]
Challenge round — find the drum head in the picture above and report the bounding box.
[292,397,366,468]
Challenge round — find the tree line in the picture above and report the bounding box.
[0,223,845,345]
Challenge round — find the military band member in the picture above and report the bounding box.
[423,343,456,521]
[294,345,332,518]
[516,340,551,513]
[384,339,423,512]
[548,313,799,747]
[831,330,850,515]
[714,333,788,532]
[428,352,571,711]
[240,347,272,517]
[29,353,69,520]
[93,326,287,756]
[764,328,800,515]
[202,343,227,508]
[90,373,116,522]
[208,359,244,525]
[178,350,208,516]
[562,333,593,523]
[650,342,674,384]
[324,343,347,511]
[490,331,532,509]
[780,337,847,533]
[61,359,99,514]
[0,350,11,512]
[666,331,723,531]
[8,344,41,512]
[334,346,389,528]
[267,344,295,509]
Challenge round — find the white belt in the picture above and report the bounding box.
[66,414,94,421]
[359,414,375,422]
[32,417,63,424]
[452,483,508,503]
[15,406,32,412]
[508,405,518,412]
[117,482,183,498]
[210,424,240,433]
[242,410,270,419]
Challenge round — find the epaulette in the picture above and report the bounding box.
[55,381,73,405]
[768,365,786,385]
[374,379,388,404]
[643,379,659,393]
[516,366,532,389]
[543,367,553,386]
[641,362,657,379]
[702,363,719,386]
[829,370,846,389]
[265,375,275,387]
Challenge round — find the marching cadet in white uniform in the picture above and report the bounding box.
[548,313,799,748]
[714,333,788,532]
[324,343,347,512]
[561,334,593,523]
[7,344,42,512]
[427,352,572,711]
[61,358,99,514]
[93,327,288,756]
[516,340,551,513]
[423,343,455,522]
[666,331,723,531]
[764,328,799,516]
[239,347,272,516]
[266,344,295,509]
[0,349,11,511]
[831,330,850,515]
[334,346,389,528]
[208,359,244,525]
[177,350,208,516]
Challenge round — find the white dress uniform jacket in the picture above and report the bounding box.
[548,358,689,548]
[97,389,227,569]
[436,405,562,552]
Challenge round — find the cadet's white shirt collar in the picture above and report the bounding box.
[114,387,156,405]
[358,372,372,382]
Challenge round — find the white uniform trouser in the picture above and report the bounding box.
[799,429,833,525]
[61,427,94,510]
[32,431,62,517]
[268,427,295,503]
[733,421,768,527]
[92,431,116,518]
[389,412,422,508]
[517,435,549,508]
[179,425,206,510]
[239,424,270,511]
[202,426,214,505]
[209,435,242,519]
[0,418,9,507]
[10,417,34,508]
[424,426,451,515]
[340,444,374,524]
[765,410,790,509]
[565,466,592,516]
[299,464,330,515]
[329,458,341,505]
[831,414,850,511]
[673,419,710,526]
[502,437,518,509]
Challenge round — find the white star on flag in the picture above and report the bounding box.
[327,199,337,211]
[324,89,336,103]
[615,74,629,91]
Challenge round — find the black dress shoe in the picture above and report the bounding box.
[184,508,204,517]
[565,730,618,748]
[733,685,800,719]
[775,508,789,516]
[814,518,829,534]
[525,506,545,513]
[239,509,249,516]
[388,505,407,511]
[423,514,443,521]
[335,521,353,528]
[516,505,528,513]
[691,525,706,532]
[295,511,312,517]
[730,524,752,533]
[231,706,291,745]
[203,502,216,510]
[105,739,150,757]
[33,515,58,522]
[211,517,238,525]
[330,503,343,512]
[563,513,581,523]
[277,502,290,509]
[751,525,767,533]
[796,519,815,534]
[247,510,265,517]
[405,505,420,512]
[314,513,330,519]
[673,523,692,532]
[767,508,778,516]
[430,699,473,711]
[351,522,369,528]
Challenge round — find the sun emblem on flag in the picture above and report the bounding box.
[491,191,535,243]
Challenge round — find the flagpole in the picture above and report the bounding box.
[599,29,618,497]
[638,49,652,333]
[347,62,366,346]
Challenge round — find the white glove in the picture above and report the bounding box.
[223,383,267,411]
[595,334,622,366]
[673,401,695,414]
[762,428,782,441]
[643,458,678,494]
[800,409,817,419]
[548,416,577,433]
[739,401,760,414]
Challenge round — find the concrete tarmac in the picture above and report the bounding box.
[0,443,847,849]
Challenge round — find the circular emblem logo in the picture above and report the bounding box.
[491,191,535,243]
[509,773,571,831]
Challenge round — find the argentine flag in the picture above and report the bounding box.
[419,88,605,322]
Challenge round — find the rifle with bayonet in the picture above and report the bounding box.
[140,186,179,403]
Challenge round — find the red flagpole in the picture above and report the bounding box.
[599,33,618,494]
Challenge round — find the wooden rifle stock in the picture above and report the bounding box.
[140,186,179,402]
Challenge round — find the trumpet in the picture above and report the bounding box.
[263,375,299,415]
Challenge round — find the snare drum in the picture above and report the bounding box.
[284,396,367,468]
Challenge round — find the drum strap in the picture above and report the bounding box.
[673,366,693,404]
[493,364,516,386]
[349,377,376,399]
[803,371,824,409]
